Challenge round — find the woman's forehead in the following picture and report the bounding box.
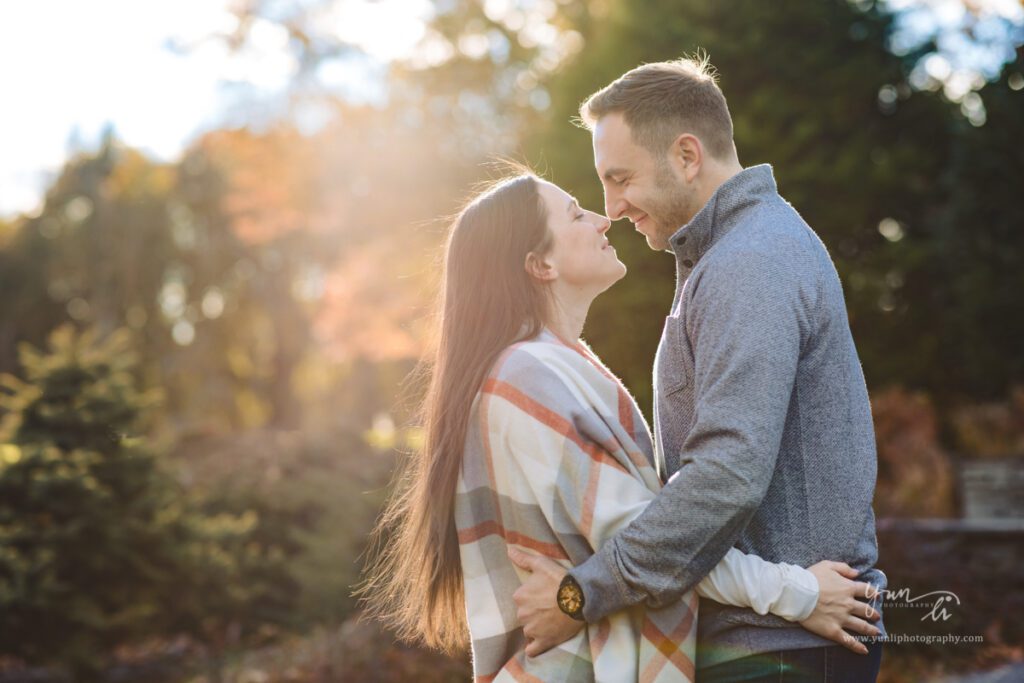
[537,179,572,207]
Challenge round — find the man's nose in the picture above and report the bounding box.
[605,192,627,221]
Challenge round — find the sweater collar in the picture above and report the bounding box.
[668,164,778,269]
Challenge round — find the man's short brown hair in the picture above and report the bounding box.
[579,55,735,160]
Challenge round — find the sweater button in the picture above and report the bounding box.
[683,259,694,268]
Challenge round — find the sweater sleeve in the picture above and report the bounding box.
[488,347,819,623]
[568,247,811,622]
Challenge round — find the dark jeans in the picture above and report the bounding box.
[699,642,883,683]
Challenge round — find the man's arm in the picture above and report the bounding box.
[570,247,810,622]
[509,552,882,657]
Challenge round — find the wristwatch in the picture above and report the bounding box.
[557,573,586,621]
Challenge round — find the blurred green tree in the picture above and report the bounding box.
[0,130,321,434]
[0,324,296,679]
[912,46,1024,400]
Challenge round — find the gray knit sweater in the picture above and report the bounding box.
[568,164,886,669]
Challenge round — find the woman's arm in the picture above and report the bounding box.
[695,546,818,621]
[682,545,882,653]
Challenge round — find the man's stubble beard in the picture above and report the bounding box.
[649,161,697,251]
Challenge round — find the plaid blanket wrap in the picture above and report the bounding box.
[455,329,698,682]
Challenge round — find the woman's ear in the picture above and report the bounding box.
[525,251,557,281]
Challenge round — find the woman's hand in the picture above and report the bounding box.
[799,560,881,655]
[508,547,585,657]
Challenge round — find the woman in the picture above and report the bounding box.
[360,172,879,682]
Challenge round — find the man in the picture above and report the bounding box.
[508,57,886,681]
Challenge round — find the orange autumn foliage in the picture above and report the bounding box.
[313,242,428,363]
[871,387,956,518]
[195,128,323,245]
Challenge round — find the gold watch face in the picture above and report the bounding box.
[558,582,582,615]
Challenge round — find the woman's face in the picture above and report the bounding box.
[533,180,626,294]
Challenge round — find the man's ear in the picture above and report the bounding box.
[525,251,557,281]
[669,133,703,183]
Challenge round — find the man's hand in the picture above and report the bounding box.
[800,561,882,655]
[508,547,586,657]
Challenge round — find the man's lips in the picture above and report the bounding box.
[631,214,649,229]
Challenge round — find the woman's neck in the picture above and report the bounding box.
[545,286,594,343]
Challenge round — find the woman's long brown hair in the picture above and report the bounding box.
[357,172,553,653]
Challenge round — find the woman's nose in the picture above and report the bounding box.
[597,215,612,234]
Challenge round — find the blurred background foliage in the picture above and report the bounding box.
[0,0,1022,680]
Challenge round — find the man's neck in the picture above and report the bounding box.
[695,158,745,212]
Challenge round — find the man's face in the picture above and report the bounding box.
[592,112,698,251]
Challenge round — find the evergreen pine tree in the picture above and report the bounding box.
[0,324,253,679]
